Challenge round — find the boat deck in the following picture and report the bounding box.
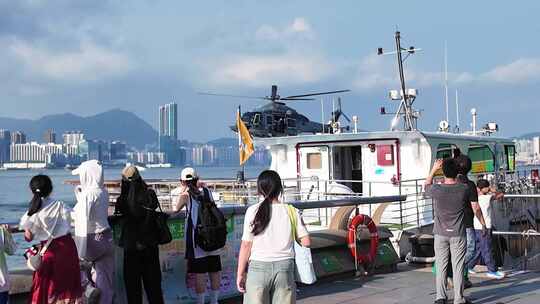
[224,264,540,304]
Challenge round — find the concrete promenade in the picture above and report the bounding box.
[226,264,540,304]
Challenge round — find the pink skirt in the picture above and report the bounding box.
[30,234,83,304]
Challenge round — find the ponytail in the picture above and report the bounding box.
[251,170,283,236]
[28,175,53,216]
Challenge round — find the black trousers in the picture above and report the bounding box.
[123,246,164,304]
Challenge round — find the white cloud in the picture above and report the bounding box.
[204,53,334,87]
[352,54,443,90]
[288,17,312,34]
[199,17,326,87]
[9,39,132,82]
[481,58,540,84]
[255,17,314,41]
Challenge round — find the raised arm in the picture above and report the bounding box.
[426,159,443,185]
[173,186,189,213]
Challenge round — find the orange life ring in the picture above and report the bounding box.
[347,214,379,264]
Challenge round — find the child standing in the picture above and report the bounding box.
[1,224,17,304]
[467,179,505,279]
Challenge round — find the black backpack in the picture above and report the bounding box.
[192,188,227,251]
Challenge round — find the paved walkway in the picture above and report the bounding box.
[227,264,540,304]
[295,265,540,304]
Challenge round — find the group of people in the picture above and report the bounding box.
[427,154,505,304]
[0,163,309,304]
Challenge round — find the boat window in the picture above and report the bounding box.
[436,144,461,159]
[307,153,322,169]
[468,144,495,174]
[505,145,516,172]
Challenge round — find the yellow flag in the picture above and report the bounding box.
[237,110,254,165]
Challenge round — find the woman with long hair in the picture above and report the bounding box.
[72,160,114,303]
[114,166,164,304]
[236,170,311,304]
[19,174,83,304]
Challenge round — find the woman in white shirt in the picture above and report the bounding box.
[72,160,114,304]
[236,170,311,304]
[19,175,83,304]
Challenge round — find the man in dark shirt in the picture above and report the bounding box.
[454,155,487,288]
[426,158,472,304]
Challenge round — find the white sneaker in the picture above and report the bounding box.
[486,271,505,279]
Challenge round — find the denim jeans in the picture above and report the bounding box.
[0,291,8,304]
[464,228,476,277]
[244,259,296,304]
[468,229,496,272]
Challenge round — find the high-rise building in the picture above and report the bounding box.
[79,139,109,162]
[159,103,178,139]
[11,131,27,144]
[44,129,57,144]
[63,131,85,146]
[110,141,127,161]
[158,103,183,165]
[0,129,11,165]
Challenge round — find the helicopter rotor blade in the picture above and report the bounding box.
[284,89,350,99]
[342,112,352,122]
[198,92,267,100]
[280,98,316,101]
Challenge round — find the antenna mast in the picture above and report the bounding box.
[444,41,449,124]
[378,31,421,131]
[455,89,460,133]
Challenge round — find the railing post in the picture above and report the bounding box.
[415,179,420,228]
[368,182,372,217]
[399,180,403,230]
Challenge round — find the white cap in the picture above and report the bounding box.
[181,167,198,181]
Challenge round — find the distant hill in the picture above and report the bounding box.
[0,109,157,148]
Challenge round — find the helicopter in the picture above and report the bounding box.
[199,85,351,137]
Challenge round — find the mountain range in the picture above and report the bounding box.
[0,109,157,149]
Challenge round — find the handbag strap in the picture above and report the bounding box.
[36,201,59,256]
[39,237,54,256]
[142,189,164,213]
[286,205,299,243]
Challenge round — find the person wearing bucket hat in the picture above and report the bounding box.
[71,160,114,304]
[115,166,164,304]
[173,167,222,304]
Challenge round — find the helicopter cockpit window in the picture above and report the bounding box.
[252,113,261,126]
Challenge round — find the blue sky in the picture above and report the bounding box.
[1,0,539,141]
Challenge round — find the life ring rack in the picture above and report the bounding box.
[347,214,379,265]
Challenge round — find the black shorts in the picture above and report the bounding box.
[187,255,222,274]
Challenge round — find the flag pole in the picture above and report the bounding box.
[237,105,245,184]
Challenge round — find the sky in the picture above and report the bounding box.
[1,0,540,141]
